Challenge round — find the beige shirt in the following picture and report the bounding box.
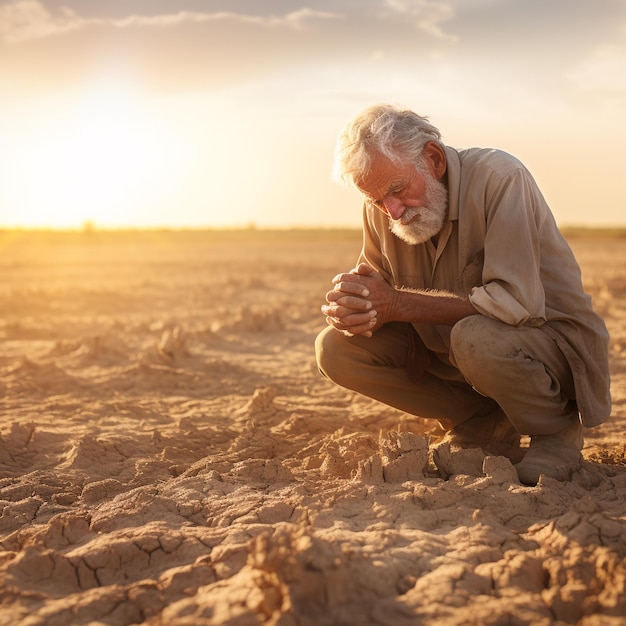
[358,146,611,427]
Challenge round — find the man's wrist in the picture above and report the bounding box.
[388,288,401,322]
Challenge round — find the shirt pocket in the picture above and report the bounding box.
[459,248,484,293]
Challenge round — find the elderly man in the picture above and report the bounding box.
[315,104,611,486]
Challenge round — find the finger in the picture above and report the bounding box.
[342,310,377,326]
[331,271,356,283]
[332,271,364,285]
[340,318,377,335]
[322,306,372,323]
[327,283,369,300]
[326,289,357,303]
[355,263,375,275]
[327,310,377,329]
[356,264,384,281]
[342,328,372,338]
[327,316,377,337]
[333,280,370,297]
[321,304,354,318]
[326,290,348,304]
[326,316,353,332]
[334,295,372,310]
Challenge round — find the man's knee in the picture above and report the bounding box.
[450,315,509,380]
[450,313,569,391]
[449,315,529,407]
[451,315,488,359]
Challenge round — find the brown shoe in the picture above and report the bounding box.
[514,419,583,486]
[434,409,523,465]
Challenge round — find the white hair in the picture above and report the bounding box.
[333,103,443,186]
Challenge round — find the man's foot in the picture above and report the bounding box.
[514,419,583,486]
[433,410,523,470]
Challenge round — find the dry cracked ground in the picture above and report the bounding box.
[0,229,624,626]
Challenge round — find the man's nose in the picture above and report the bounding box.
[383,196,405,220]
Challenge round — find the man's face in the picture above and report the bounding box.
[355,152,448,245]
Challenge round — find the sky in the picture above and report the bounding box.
[0,0,625,229]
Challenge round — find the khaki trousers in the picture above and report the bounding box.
[315,315,578,436]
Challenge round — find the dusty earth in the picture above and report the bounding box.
[0,228,624,626]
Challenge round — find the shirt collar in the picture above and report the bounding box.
[443,145,460,222]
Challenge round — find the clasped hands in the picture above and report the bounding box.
[321,263,397,337]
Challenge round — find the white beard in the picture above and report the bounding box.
[389,172,448,245]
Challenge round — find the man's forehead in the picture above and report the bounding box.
[356,156,414,196]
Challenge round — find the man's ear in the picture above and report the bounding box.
[423,141,447,179]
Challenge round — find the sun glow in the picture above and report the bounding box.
[1,87,185,229]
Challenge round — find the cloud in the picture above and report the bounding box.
[0,0,81,42]
[0,0,456,92]
[383,0,455,40]
[109,8,342,31]
[0,0,453,42]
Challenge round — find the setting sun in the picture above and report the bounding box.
[1,87,184,229]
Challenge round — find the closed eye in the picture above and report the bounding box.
[389,184,407,196]
[366,186,407,210]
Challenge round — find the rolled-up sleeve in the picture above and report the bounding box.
[468,167,548,327]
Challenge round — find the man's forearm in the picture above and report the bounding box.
[390,288,477,326]
[324,266,478,333]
